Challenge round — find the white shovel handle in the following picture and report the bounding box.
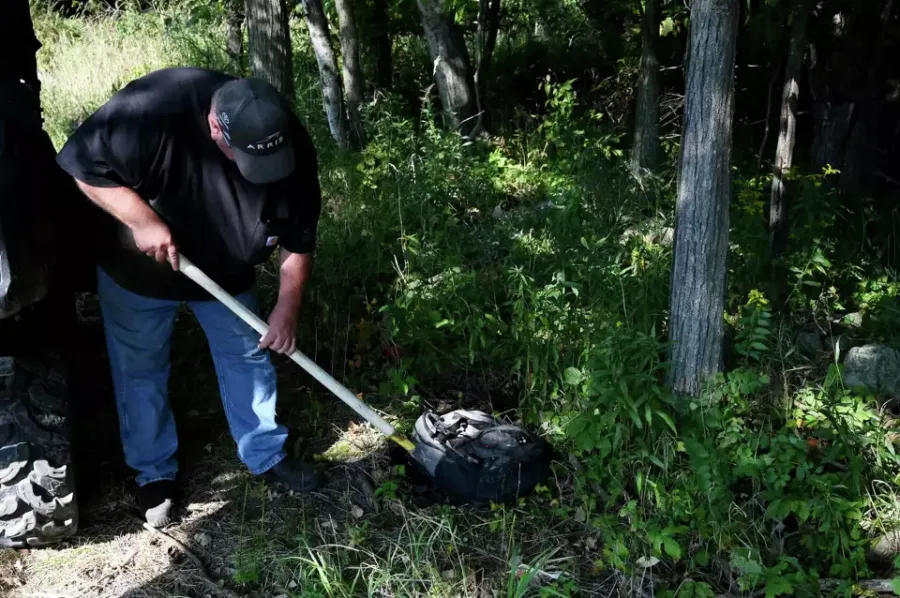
[175,253,401,441]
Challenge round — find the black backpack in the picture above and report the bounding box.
[409,409,553,505]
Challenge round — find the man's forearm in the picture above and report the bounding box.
[74,179,160,229]
[275,250,313,313]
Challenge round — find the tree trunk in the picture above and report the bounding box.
[630,0,660,176]
[301,0,350,149]
[417,0,478,136]
[371,0,392,89]
[475,0,501,132]
[335,0,366,148]
[667,0,739,397]
[769,1,809,258]
[246,0,293,98]
[227,0,246,66]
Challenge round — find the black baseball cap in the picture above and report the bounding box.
[213,78,295,184]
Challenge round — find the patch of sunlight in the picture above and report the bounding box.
[7,496,230,598]
[317,421,387,463]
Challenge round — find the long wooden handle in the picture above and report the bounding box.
[175,253,415,452]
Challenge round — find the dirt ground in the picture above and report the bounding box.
[0,295,400,598]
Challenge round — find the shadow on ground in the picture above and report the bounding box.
[3,295,404,597]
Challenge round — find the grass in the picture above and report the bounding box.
[16,0,900,596]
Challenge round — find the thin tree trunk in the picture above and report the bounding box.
[301,0,350,149]
[667,0,739,398]
[475,0,501,132]
[227,0,246,66]
[335,0,366,148]
[371,0,392,89]
[769,1,809,258]
[246,0,293,98]
[417,0,478,136]
[630,0,660,176]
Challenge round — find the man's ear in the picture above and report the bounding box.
[208,110,221,138]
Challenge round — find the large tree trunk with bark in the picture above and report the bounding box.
[630,0,660,176]
[246,0,293,98]
[335,0,366,148]
[301,0,350,149]
[667,0,739,397]
[227,0,246,66]
[769,1,810,258]
[371,0,392,89]
[417,0,478,136]
[475,0,501,132]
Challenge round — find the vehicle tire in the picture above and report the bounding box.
[0,355,78,547]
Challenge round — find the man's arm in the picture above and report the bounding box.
[74,179,179,268]
[258,248,314,354]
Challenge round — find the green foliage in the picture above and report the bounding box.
[32,2,900,595]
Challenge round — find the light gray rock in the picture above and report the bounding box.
[870,529,900,563]
[841,312,864,329]
[843,344,900,399]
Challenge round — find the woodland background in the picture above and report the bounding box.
[7,0,900,596]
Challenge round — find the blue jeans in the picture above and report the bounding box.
[96,266,288,486]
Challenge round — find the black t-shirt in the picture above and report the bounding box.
[55,67,322,301]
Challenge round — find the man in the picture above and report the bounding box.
[56,67,323,527]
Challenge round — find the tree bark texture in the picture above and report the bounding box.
[371,0,393,89]
[246,0,293,98]
[335,0,366,148]
[475,0,501,132]
[417,0,478,136]
[227,0,246,66]
[667,0,739,397]
[631,0,661,175]
[768,1,809,258]
[301,0,350,149]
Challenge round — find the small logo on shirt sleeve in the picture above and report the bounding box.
[266,236,279,247]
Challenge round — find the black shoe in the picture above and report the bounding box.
[260,457,321,492]
[137,480,178,528]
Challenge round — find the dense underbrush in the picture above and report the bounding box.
[30,1,900,595]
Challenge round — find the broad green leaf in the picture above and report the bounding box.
[565,367,584,385]
[662,537,681,560]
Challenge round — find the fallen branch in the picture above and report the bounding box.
[819,579,896,593]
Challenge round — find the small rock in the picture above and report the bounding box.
[870,529,900,563]
[194,532,212,548]
[351,505,364,519]
[797,331,825,355]
[842,312,864,328]
[654,227,675,248]
[843,344,900,400]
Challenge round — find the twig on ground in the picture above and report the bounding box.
[126,514,240,598]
